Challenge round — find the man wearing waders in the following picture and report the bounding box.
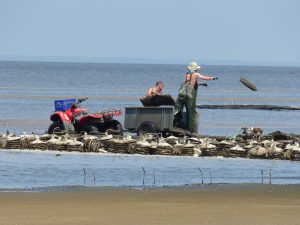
[174,62,218,132]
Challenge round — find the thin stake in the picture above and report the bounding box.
[208,168,213,185]
[83,168,86,185]
[152,169,156,186]
[197,167,204,185]
[269,169,272,186]
[142,166,146,188]
[93,172,96,185]
[260,169,264,184]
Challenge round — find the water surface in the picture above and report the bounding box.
[0,150,299,189]
[0,61,300,135]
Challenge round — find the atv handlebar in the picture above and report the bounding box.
[70,97,88,109]
[78,97,88,103]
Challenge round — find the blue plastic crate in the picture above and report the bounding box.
[54,99,76,111]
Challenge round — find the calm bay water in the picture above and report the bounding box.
[0,61,300,135]
[0,61,300,188]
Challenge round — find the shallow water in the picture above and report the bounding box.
[0,150,299,189]
[0,61,300,136]
[1,61,300,189]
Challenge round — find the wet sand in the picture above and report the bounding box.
[1,185,300,225]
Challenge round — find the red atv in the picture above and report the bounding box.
[48,98,123,135]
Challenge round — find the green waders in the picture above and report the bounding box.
[174,82,197,132]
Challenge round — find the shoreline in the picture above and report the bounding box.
[1,184,300,225]
[0,182,299,192]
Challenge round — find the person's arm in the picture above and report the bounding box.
[197,73,218,80]
[147,88,153,96]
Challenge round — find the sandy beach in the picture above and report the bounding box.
[1,185,300,225]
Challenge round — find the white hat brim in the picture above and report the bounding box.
[187,65,201,71]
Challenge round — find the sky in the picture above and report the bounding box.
[0,0,299,65]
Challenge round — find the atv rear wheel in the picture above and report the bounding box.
[112,120,123,132]
[48,122,65,134]
[106,120,123,135]
[81,125,99,135]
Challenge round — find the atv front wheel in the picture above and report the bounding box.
[48,122,65,134]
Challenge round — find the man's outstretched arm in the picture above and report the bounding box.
[197,73,218,80]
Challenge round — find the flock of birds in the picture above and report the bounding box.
[0,130,300,161]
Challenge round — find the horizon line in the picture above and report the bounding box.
[0,55,300,68]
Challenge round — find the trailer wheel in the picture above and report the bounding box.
[137,121,157,136]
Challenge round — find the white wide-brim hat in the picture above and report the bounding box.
[187,62,201,71]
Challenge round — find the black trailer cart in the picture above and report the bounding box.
[124,106,199,136]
